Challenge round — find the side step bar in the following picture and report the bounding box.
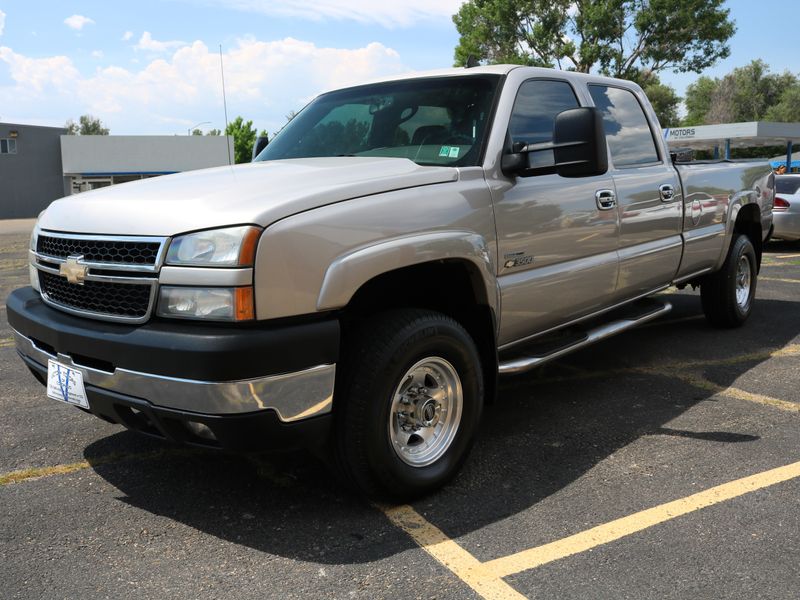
[498,299,672,375]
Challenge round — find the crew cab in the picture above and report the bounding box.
[6,65,775,500]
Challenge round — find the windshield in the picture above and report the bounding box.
[255,75,501,167]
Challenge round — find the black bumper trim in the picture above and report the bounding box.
[7,287,339,382]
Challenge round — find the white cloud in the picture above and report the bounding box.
[185,0,465,28]
[0,37,408,134]
[91,50,104,59]
[135,31,185,52]
[122,31,133,41]
[0,46,80,92]
[64,14,95,31]
[0,10,6,36]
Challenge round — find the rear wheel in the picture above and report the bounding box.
[333,309,483,501]
[700,234,757,328]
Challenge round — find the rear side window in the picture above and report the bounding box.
[776,176,800,194]
[509,80,580,146]
[589,85,660,167]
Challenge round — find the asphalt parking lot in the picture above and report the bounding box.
[2,220,800,599]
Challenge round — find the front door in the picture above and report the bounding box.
[495,78,620,347]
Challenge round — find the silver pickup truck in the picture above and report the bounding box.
[7,65,775,500]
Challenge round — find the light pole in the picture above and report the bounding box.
[188,121,211,135]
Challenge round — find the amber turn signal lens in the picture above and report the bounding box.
[234,286,255,321]
[237,227,262,266]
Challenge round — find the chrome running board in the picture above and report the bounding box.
[498,299,672,375]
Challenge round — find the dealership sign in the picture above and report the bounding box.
[663,128,697,140]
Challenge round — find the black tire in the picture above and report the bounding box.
[332,309,483,501]
[700,234,757,328]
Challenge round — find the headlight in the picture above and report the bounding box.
[166,225,261,267]
[157,286,254,321]
[30,220,41,291]
[30,225,40,252]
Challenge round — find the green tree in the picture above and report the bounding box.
[224,116,257,164]
[766,85,800,122]
[191,128,203,136]
[65,115,110,135]
[683,60,798,124]
[453,0,735,85]
[683,76,717,125]
[206,128,222,136]
[642,78,681,127]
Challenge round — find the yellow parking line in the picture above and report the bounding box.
[482,460,800,578]
[761,276,800,284]
[381,504,525,600]
[0,337,15,348]
[669,372,800,413]
[0,448,200,486]
[775,253,800,259]
[532,343,800,387]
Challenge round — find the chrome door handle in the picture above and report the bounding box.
[659,184,676,202]
[595,189,616,210]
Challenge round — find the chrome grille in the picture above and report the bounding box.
[33,231,166,324]
[39,271,152,319]
[37,234,161,266]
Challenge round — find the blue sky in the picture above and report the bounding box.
[0,1,794,135]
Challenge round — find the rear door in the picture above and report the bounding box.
[587,84,683,301]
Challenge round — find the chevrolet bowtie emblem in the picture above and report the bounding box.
[60,255,89,285]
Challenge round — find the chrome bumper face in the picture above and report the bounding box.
[12,328,335,422]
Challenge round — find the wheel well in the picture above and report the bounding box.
[734,203,762,270]
[341,260,498,404]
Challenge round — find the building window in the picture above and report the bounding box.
[0,138,17,154]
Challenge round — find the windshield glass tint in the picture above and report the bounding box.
[776,176,800,194]
[255,76,500,167]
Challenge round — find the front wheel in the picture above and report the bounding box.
[333,309,483,501]
[701,234,757,328]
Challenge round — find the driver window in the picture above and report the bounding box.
[509,80,580,146]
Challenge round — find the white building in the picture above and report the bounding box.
[60,135,234,194]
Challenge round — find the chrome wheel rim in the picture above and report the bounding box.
[388,357,463,467]
[735,255,752,309]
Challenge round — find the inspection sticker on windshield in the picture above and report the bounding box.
[439,146,460,158]
[46,359,89,408]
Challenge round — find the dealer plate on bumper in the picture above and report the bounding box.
[46,359,89,409]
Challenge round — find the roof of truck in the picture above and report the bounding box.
[319,65,640,97]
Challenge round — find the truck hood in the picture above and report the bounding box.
[38,157,459,236]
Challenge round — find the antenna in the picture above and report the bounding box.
[219,44,232,165]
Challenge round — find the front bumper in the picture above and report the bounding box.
[7,287,339,448]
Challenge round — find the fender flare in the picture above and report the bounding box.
[715,191,760,270]
[316,230,499,315]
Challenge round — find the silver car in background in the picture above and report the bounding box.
[773,174,800,241]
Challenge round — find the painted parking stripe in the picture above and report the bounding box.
[381,504,525,600]
[0,449,199,486]
[760,276,800,284]
[481,460,800,578]
[384,461,800,597]
[0,337,15,348]
[673,372,800,413]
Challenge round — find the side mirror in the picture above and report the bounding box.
[501,107,608,178]
[252,136,269,161]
